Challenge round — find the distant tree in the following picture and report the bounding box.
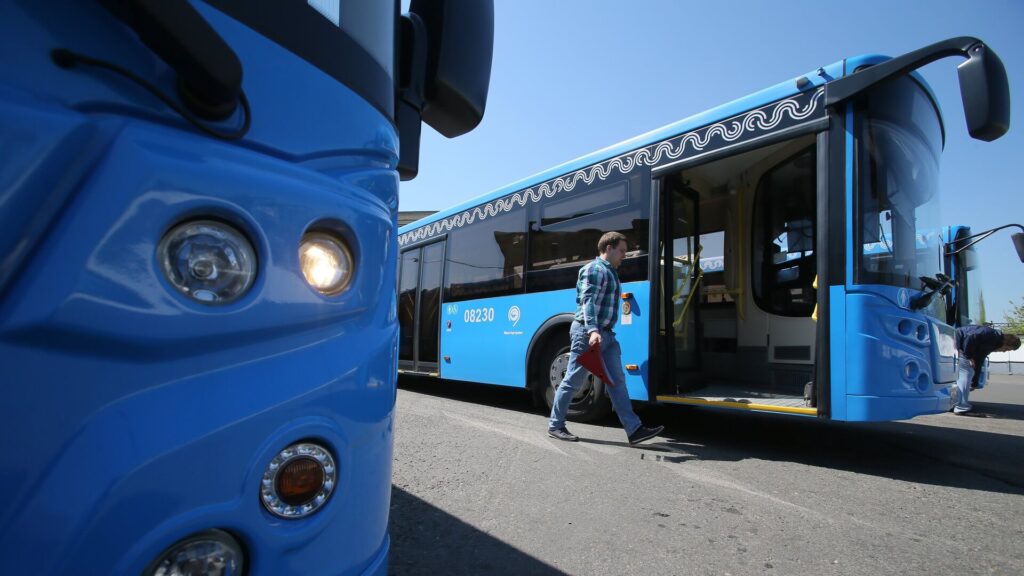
[979,291,987,324]
[1005,299,1024,335]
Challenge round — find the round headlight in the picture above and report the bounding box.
[145,529,244,576]
[299,232,353,295]
[261,442,336,519]
[159,220,256,304]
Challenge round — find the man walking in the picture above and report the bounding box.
[547,231,664,444]
[953,324,1021,415]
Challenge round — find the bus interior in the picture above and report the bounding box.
[654,134,820,415]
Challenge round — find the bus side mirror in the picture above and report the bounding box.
[1013,232,1024,263]
[397,0,494,180]
[825,37,1010,142]
[412,0,494,138]
[957,43,1010,142]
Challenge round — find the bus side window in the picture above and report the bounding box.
[526,174,650,292]
[751,146,817,317]
[443,204,526,302]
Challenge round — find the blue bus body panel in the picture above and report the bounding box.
[0,2,397,574]
[441,282,651,401]
[842,289,957,421]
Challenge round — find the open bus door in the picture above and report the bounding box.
[658,177,701,391]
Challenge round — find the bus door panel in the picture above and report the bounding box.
[398,249,420,370]
[660,181,701,388]
[398,240,445,374]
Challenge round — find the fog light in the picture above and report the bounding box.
[261,442,336,518]
[159,220,256,304]
[299,232,353,295]
[145,529,243,576]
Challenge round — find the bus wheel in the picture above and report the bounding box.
[538,341,612,423]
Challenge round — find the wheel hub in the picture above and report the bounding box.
[549,352,592,401]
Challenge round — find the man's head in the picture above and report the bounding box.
[598,231,628,268]
[998,333,1022,352]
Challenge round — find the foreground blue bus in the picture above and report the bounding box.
[0,1,492,574]
[398,37,1010,424]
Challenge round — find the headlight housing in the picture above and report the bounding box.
[158,220,256,304]
[144,529,244,576]
[299,232,354,295]
[261,442,336,519]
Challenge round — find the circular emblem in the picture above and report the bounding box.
[508,305,521,326]
[622,301,632,315]
[897,288,910,309]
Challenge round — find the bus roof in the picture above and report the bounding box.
[400,54,942,236]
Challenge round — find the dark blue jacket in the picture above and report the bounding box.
[955,325,1004,367]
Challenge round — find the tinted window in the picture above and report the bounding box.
[752,147,816,317]
[527,175,649,292]
[398,249,419,361]
[418,242,444,363]
[444,205,526,302]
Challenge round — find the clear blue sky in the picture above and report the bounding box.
[400,0,1024,321]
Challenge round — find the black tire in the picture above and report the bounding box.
[534,335,612,423]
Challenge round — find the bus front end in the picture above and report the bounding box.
[0,1,491,574]
[822,38,1009,421]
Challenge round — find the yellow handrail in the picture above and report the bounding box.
[673,246,704,331]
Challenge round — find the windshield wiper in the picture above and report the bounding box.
[909,273,952,311]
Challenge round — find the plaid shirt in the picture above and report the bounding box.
[574,257,620,332]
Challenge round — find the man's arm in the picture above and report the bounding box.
[580,264,601,333]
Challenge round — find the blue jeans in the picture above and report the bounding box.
[953,358,975,413]
[548,321,642,436]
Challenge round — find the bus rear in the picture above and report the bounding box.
[0,1,491,574]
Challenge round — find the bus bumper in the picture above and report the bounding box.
[360,535,391,576]
[845,383,956,421]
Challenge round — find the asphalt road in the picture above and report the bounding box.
[389,375,1024,576]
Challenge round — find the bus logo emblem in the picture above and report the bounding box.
[508,306,521,327]
[897,289,910,309]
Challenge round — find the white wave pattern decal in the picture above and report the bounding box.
[400,89,823,246]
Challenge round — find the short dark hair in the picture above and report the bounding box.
[598,231,627,254]
[1006,334,1022,350]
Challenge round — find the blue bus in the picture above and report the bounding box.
[398,37,1010,424]
[0,1,491,574]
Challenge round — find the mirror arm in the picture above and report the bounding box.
[824,36,981,107]
[946,223,1024,256]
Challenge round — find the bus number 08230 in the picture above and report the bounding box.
[464,307,495,323]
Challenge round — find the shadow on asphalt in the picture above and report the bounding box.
[389,486,566,576]
[969,400,1024,421]
[399,375,1024,495]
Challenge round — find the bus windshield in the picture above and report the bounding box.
[207,0,396,117]
[855,76,943,295]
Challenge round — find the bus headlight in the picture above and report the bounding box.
[299,232,353,295]
[145,529,244,576]
[933,322,956,358]
[159,220,256,304]
[261,442,336,519]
